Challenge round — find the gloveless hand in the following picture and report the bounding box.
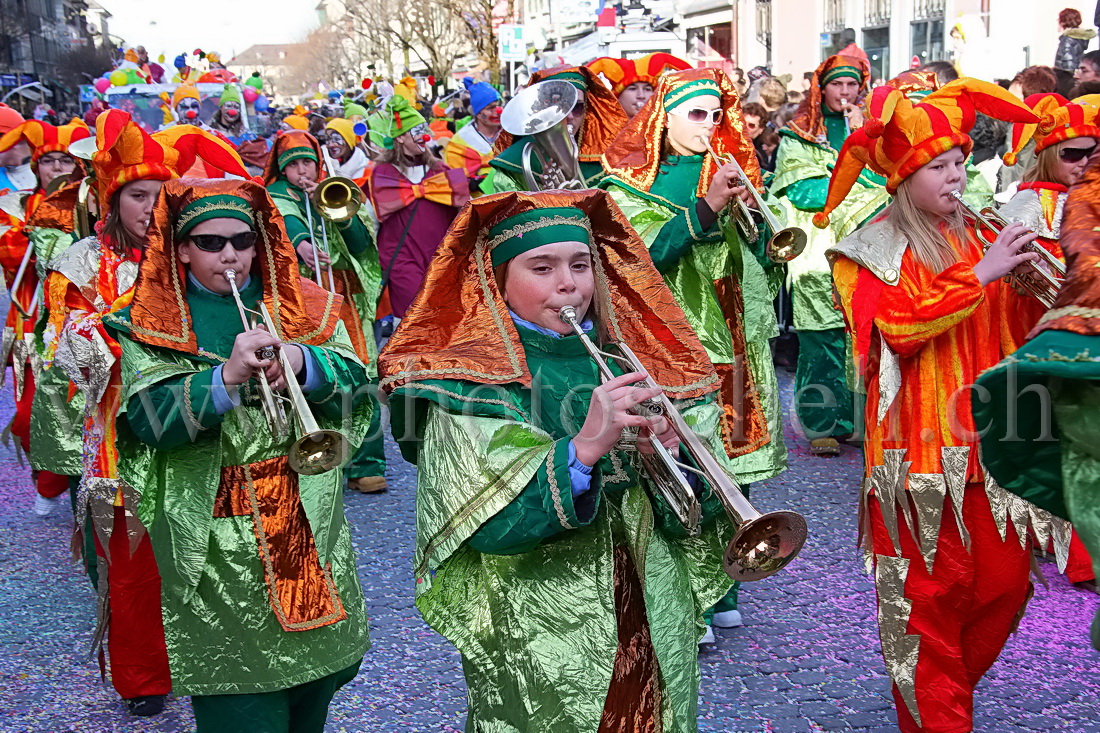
[573,371,666,467]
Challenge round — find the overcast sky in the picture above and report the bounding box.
[104,0,320,62]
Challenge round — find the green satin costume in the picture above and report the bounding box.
[390,320,736,732]
[602,154,787,482]
[481,137,606,193]
[104,275,372,696]
[267,177,385,480]
[28,225,83,475]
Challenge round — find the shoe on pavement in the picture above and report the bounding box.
[349,476,387,494]
[698,625,715,646]
[125,695,166,717]
[33,494,59,517]
[712,609,743,628]
[809,437,841,457]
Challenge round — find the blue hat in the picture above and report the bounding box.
[463,77,501,116]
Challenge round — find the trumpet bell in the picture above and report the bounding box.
[767,227,808,263]
[289,429,349,475]
[44,172,73,196]
[724,510,807,581]
[68,136,98,161]
[313,177,363,222]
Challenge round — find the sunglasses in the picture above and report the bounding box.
[189,232,258,252]
[1059,144,1097,163]
[670,106,723,125]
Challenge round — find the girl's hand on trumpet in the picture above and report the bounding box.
[296,239,331,266]
[704,162,752,212]
[972,221,1039,286]
[573,371,668,467]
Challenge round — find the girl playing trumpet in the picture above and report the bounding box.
[822,79,1072,733]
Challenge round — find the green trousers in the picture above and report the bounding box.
[191,660,361,733]
[794,327,855,439]
[345,387,386,480]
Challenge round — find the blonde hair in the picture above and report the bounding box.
[1021,144,1065,186]
[885,178,968,274]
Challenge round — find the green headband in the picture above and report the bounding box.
[820,65,863,87]
[488,207,592,267]
[277,145,318,171]
[176,194,255,240]
[542,70,587,92]
[663,79,722,110]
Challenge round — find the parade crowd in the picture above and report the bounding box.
[4,9,1100,732]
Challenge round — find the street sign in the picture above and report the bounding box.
[499,25,527,62]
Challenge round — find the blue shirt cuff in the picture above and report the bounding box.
[299,346,322,393]
[210,365,240,415]
[567,440,593,497]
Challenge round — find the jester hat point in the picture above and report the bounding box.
[588,53,692,96]
[813,77,1040,228]
[1002,93,1100,166]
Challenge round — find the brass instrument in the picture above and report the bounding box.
[700,134,808,262]
[558,305,807,581]
[224,269,349,475]
[949,190,1065,308]
[302,148,366,292]
[501,80,585,191]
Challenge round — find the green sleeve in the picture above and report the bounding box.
[785,176,830,212]
[336,215,369,256]
[299,342,370,422]
[648,201,721,273]
[271,195,311,247]
[125,368,226,450]
[468,437,600,555]
[484,166,522,193]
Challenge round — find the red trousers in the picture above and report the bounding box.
[1063,532,1095,584]
[10,364,69,498]
[869,484,1031,733]
[91,507,172,700]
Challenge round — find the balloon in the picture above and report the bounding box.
[94,77,111,94]
[427,75,436,86]
[352,121,367,137]
[327,90,342,100]
[313,91,323,100]
[109,70,128,86]
[124,68,145,84]
[253,95,269,112]
[242,87,259,103]
[361,78,372,90]
[158,54,165,64]
[245,73,263,91]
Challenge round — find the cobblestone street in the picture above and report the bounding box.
[0,370,1097,732]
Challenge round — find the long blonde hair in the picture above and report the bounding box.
[1021,144,1064,185]
[884,178,968,274]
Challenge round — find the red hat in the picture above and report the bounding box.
[0,103,24,134]
[1003,93,1100,166]
[814,78,1039,228]
[588,53,692,96]
[0,118,91,167]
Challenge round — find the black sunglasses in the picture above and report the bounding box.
[1059,144,1097,163]
[188,232,258,252]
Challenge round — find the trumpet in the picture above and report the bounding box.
[699,135,808,262]
[301,148,365,293]
[501,80,585,191]
[949,190,1065,308]
[224,269,349,475]
[558,306,807,581]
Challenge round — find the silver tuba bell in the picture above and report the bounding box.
[500,80,585,191]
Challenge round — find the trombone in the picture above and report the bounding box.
[301,147,366,293]
[699,134,808,262]
[224,269,349,475]
[949,190,1064,308]
[558,305,807,581]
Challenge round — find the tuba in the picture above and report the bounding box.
[949,190,1064,308]
[558,306,807,581]
[224,269,349,475]
[700,134,807,262]
[501,80,585,191]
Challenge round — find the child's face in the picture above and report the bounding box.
[178,217,257,295]
[905,146,966,218]
[283,158,319,188]
[501,241,594,336]
[117,179,164,245]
